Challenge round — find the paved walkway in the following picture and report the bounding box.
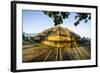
[23,43,90,63]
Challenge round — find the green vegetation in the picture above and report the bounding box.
[43,11,91,26]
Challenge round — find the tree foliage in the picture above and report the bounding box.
[43,11,91,26]
[74,13,91,26]
[23,34,25,40]
[43,11,70,26]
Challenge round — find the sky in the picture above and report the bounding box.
[22,10,91,38]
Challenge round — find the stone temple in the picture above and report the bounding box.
[42,26,80,48]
